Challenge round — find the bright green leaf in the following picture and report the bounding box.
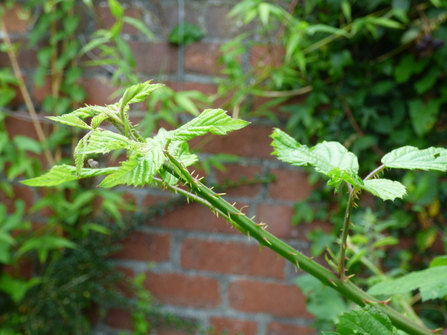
[170,109,249,141]
[20,165,118,187]
[430,255,447,268]
[306,24,351,37]
[336,305,397,335]
[363,179,407,201]
[47,114,92,130]
[118,81,164,109]
[76,130,131,155]
[382,145,447,171]
[368,265,447,301]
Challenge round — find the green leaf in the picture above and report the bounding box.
[17,235,77,263]
[20,165,118,187]
[118,81,164,109]
[123,16,154,40]
[368,266,447,301]
[368,17,404,29]
[336,305,397,335]
[0,274,41,303]
[100,148,164,188]
[430,255,447,268]
[363,179,407,201]
[47,114,92,130]
[168,22,203,45]
[75,130,131,154]
[382,145,447,171]
[12,136,42,154]
[170,109,249,141]
[306,24,351,37]
[295,274,348,321]
[408,99,441,137]
[108,0,124,18]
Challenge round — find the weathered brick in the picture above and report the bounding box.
[209,316,257,335]
[144,272,221,309]
[79,76,118,105]
[215,164,263,198]
[156,326,192,335]
[180,238,285,279]
[257,203,332,240]
[105,307,133,330]
[162,4,200,30]
[0,185,35,212]
[112,231,171,262]
[5,115,40,140]
[191,125,274,159]
[228,279,311,318]
[184,43,222,75]
[206,6,242,39]
[130,42,178,74]
[269,168,312,201]
[268,321,315,335]
[147,202,242,235]
[1,4,29,33]
[0,39,40,68]
[250,45,285,69]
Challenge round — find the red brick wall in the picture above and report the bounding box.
[1,1,317,334]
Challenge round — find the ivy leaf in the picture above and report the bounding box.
[118,81,164,109]
[382,146,447,171]
[20,165,118,187]
[47,114,92,130]
[100,146,164,188]
[335,306,397,335]
[75,130,131,155]
[170,109,250,141]
[363,179,407,201]
[368,265,447,301]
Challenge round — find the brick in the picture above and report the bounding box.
[191,125,274,159]
[32,75,52,104]
[5,115,40,140]
[156,326,192,335]
[1,4,29,33]
[95,6,142,35]
[144,272,221,308]
[130,41,178,74]
[269,168,312,201]
[206,6,242,39]
[257,203,332,240]
[147,202,242,235]
[180,238,285,279]
[228,279,311,318]
[252,94,308,120]
[209,317,257,335]
[250,45,285,69]
[0,38,40,68]
[162,5,200,30]
[268,322,315,335]
[112,231,171,262]
[115,266,135,298]
[215,164,262,197]
[79,76,118,105]
[184,43,222,75]
[105,307,133,330]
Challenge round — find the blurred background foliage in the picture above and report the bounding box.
[0,0,446,333]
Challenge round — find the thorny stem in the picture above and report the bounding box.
[161,155,433,335]
[0,21,55,167]
[364,164,386,181]
[339,186,356,280]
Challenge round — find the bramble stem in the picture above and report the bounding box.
[161,157,433,335]
[339,186,356,280]
[364,164,386,181]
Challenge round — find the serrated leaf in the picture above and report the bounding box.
[47,114,92,130]
[20,165,118,187]
[75,130,131,155]
[91,113,109,129]
[382,146,447,171]
[336,305,397,335]
[118,81,164,109]
[363,179,407,201]
[271,129,359,174]
[71,105,100,118]
[100,146,164,188]
[368,266,447,301]
[170,109,249,141]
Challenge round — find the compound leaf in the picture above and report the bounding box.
[336,305,397,335]
[75,129,131,155]
[21,165,117,187]
[170,109,250,141]
[47,114,92,130]
[368,265,447,301]
[363,179,407,201]
[382,146,447,171]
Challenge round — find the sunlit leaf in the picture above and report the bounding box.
[382,145,447,171]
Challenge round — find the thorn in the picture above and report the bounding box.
[250,215,256,220]
[232,202,237,206]
[190,170,196,175]
[215,193,226,196]
[329,278,338,287]
[262,225,268,230]
[288,252,297,255]
[210,186,215,190]
[308,256,314,260]
[345,274,355,279]
[263,237,271,245]
[234,212,244,215]
[239,205,249,211]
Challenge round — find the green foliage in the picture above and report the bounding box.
[368,266,447,302]
[169,23,204,45]
[324,305,398,335]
